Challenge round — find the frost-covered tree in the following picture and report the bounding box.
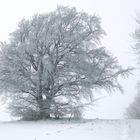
[126,86,140,119]
[0,6,131,120]
[126,16,140,119]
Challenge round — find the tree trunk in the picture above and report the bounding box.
[37,97,45,119]
[44,98,51,119]
[37,55,48,119]
[37,96,52,119]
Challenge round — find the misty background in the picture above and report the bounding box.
[0,0,139,121]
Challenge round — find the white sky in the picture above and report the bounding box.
[0,0,140,121]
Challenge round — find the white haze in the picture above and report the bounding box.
[0,0,140,121]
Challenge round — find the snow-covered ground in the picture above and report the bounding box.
[0,119,140,140]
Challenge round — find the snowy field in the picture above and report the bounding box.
[0,119,140,140]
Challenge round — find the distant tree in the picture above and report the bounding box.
[126,16,140,119]
[126,86,140,119]
[0,6,131,120]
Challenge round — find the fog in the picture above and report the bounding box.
[0,0,140,120]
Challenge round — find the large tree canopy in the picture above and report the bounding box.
[0,6,131,120]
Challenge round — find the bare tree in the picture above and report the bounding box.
[0,6,131,120]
